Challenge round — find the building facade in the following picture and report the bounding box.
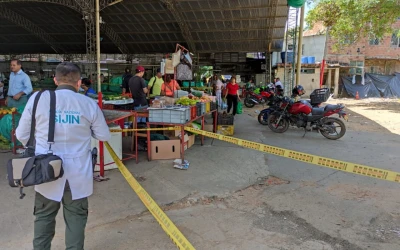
[326,20,400,75]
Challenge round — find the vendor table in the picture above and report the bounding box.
[100,109,136,176]
[146,110,218,162]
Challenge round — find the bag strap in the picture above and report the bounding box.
[48,90,56,146]
[150,77,157,95]
[26,91,44,147]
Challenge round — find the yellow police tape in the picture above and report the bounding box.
[183,126,400,183]
[104,142,195,250]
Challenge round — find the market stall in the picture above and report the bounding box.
[0,107,21,153]
[146,95,218,162]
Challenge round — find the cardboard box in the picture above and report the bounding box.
[151,139,180,160]
[164,129,185,138]
[188,134,195,148]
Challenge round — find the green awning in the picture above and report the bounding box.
[287,0,306,8]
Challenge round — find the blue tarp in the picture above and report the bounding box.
[341,73,400,98]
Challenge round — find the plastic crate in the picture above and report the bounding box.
[217,125,234,136]
[196,102,205,115]
[205,102,211,113]
[149,109,165,123]
[310,88,330,104]
[190,106,197,120]
[169,107,190,124]
[217,113,234,125]
[210,102,217,111]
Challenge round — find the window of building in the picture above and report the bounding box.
[342,35,355,44]
[301,69,316,74]
[302,44,305,55]
[349,61,364,75]
[391,30,400,47]
[369,37,380,45]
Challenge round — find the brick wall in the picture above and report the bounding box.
[365,59,400,75]
[326,20,400,64]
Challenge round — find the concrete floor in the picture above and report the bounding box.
[0,104,399,250]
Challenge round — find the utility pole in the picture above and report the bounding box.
[295,6,305,86]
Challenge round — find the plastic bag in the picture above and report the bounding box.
[237,102,243,114]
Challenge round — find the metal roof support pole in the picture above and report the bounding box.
[283,7,299,96]
[291,9,299,92]
[0,5,62,53]
[77,0,96,82]
[295,6,305,87]
[265,0,279,85]
[161,0,196,53]
[96,0,101,95]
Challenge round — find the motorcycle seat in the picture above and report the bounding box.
[324,104,341,112]
[312,107,325,115]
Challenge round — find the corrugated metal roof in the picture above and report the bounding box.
[0,0,288,54]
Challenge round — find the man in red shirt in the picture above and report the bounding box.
[224,76,241,116]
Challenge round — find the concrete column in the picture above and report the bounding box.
[334,68,340,97]
[327,69,332,88]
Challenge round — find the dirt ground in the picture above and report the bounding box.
[244,97,400,134]
[326,98,400,135]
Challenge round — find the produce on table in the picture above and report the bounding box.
[175,95,213,106]
[0,107,17,115]
[0,134,10,150]
[175,96,198,106]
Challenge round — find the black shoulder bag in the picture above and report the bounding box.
[7,90,64,199]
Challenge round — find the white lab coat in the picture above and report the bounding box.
[16,88,111,202]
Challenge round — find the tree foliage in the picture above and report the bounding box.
[306,0,400,50]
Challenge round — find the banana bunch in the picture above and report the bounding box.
[0,107,17,115]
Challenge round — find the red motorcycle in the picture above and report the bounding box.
[267,96,348,140]
[244,87,276,108]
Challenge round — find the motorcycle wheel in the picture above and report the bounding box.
[244,98,255,108]
[319,117,346,140]
[258,109,271,125]
[258,112,268,125]
[267,114,289,133]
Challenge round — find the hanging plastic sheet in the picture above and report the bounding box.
[365,74,395,98]
[388,73,400,97]
[341,76,380,98]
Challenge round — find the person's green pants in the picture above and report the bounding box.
[33,185,89,250]
[7,95,28,108]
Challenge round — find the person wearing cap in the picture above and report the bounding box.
[122,67,133,94]
[147,69,164,98]
[128,66,148,122]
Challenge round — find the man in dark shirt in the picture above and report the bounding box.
[122,67,133,94]
[128,66,148,123]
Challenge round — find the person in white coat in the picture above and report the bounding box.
[16,62,111,250]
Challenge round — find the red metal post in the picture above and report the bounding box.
[98,92,104,176]
[147,122,151,161]
[320,60,326,88]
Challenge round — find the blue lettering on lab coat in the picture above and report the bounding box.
[55,114,80,124]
